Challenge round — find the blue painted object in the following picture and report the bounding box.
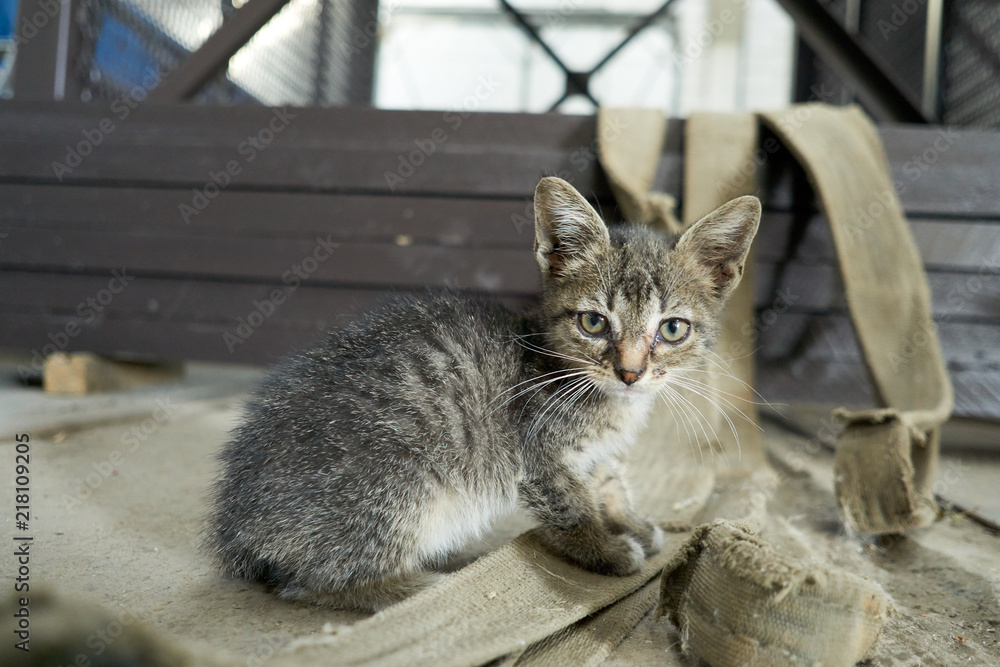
[93,14,159,88]
[0,0,18,39]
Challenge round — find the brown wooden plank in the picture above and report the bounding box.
[0,271,534,326]
[2,310,329,366]
[755,312,1000,368]
[0,104,684,198]
[754,261,1000,320]
[1,289,535,367]
[10,104,1000,216]
[0,229,540,293]
[756,360,1000,420]
[5,194,994,274]
[754,212,1000,270]
[0,185,539,248]
[880,124,1000,217]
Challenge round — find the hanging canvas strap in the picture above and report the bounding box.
[759,105,954,535]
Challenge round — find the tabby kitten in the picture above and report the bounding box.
[207,177,760,611]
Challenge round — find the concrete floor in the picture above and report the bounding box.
[1,354,999,665]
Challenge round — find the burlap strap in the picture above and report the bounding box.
[657,520,894,666]
[759,105,953,535]
[597,108,682,235]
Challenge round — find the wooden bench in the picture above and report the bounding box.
[1,102,998,418]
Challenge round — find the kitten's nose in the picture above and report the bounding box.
[615,367,643,386]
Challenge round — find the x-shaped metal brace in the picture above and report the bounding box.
[498,0,679,111]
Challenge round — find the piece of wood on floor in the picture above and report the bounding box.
[43,352,184,395]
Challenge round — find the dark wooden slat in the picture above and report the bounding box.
[756,313,1000,369]
[0,271,533,326]
[4,104,992,216]
[756,360,1000,420]
[1,289,535,366]
[0,104,684,198]
[1,105,995,215]
[754,261,1000,320]
[755,212,1000,270]
[0,229,540,293]
[4,188,997,274]
[880,124,1000,217]
[0,103,601,149]
[0,185,539,248]
[2,310,332,366]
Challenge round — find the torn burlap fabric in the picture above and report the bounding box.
[270,104,948,666]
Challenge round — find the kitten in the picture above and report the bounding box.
[206,177,760,611]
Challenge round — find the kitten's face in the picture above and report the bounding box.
[532,177,760,399]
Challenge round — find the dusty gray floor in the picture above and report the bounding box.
[1,355,998,665]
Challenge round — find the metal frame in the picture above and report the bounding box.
[498,0,679,112]
[7,0,953,120]
[149,0,291,103]
[11,0,82,101]
[921,0,944,120]
[774,0,930,123]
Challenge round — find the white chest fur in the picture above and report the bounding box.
[564,393,654,476]
[415,484,520,563]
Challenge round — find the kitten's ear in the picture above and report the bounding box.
[533,177,610,279]
[675,195,761,300]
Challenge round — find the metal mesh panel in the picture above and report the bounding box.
[942,0,1000,128]
[222,0,376,106]
[73,0,374,106]
[75,0,251,104]
[226,0,320,106]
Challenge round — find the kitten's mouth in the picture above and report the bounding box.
[606,382,650,397]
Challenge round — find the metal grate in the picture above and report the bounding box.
[942,0,1000,128]
[73,0,375,106]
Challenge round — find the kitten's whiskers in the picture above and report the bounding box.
[656,383,728,466]
[656,388,703,465]
[525,374,596,443]
[484,369,593,419]
[512,335,598,366]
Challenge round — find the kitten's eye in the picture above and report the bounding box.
[659,318,690,343]
[578,312,608,336]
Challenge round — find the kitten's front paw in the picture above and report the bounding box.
[632,521,664,557]
[591,534,645,576]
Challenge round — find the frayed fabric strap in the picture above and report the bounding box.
[759,105,953,535]
[833,408,941,535]
[657,520,894,667]
[596,107,682,234]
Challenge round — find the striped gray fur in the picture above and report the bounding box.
[206,177,760,610]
